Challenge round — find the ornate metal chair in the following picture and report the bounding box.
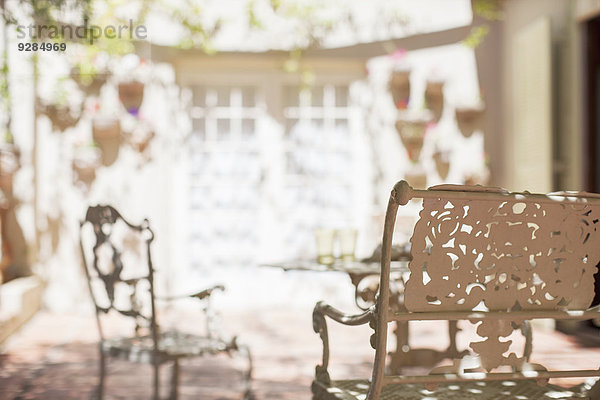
[312,181,600,400]
[79,205,252,400]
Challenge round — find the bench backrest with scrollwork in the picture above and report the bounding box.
[79,205,159,343]
[366,181,600,400]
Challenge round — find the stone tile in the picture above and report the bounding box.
[0,309,599,399]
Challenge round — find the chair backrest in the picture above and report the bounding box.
[79,205,159,341]
[367,181,600,399]
[405,184,600,312]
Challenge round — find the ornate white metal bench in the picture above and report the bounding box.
[312,181,600,400]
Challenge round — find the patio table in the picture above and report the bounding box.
[263,257,462,373]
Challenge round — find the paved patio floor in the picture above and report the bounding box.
[1,307,599,400]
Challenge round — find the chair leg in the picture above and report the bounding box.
[238,344,254,400]
[92,349,105,400]
[521,320,533,361]
[152,360,160,400]
[588,378,600,400]
[169,359,179,400]
[388,321,409,373]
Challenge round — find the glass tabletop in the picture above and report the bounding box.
[262,259,410,275]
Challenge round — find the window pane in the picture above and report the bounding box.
[286,118,299,135]
[242,118,255,136]
[335,118,348,131]
[192,85,205,106]
[192,118,205,139]
[284,85,300,107]
[312,118,324,129]
[216,87,230,106]
[335,85,349,107]
[217,119,231,140]
[310,86,324,107]
[241,87,256,107]
[189,153,204,175]
[286,152,300,174]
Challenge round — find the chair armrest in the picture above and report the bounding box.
[156,285,225,338]
[312,301,375,385]
[313,301,374,326]
[189,284,225,300]
[155,284,225,301]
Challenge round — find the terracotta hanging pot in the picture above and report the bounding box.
[464,168,491,186]
[389,68,411,110]
[433,150,451,180]
[0,143,28,283]
[72,146,101,191]
[40,104,81,132]
[0,145,19,197]
[405,164,427,190]
[424,81,444,123]
[455,105,485,138]
[118,81,145,115]
[124,127,155,165]
[125,128,155,154]
[395,111,432,162]
[70,68,108,97]
[92,118,121,167]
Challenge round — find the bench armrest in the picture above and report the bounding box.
[312,301,375,385]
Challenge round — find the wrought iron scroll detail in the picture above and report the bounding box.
[312,301,374,385]
[312,303,332,385]
[405,193,600,375]
[407,196,600,312]
[82,205,155,323]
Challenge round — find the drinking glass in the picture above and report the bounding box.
[315,228,335,265]
[338,228,358,262]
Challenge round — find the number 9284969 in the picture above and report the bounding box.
[18,42,66,51]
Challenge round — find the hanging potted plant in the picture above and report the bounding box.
[92,117,121,166]
[395,110,432,162]
[123,124,155,165]
[455,103,485,138]
[425,80,444,123]
[72,144,101,191]
[37,79,83,132]
[388,66,411,110]
[118,81,145,116]
[0,139,20,196]
[126,128,154,154]
[38,102,82,132]
[433,149,451,180]
[70,64,108,97]
[405,163,427,190]
[464,165,491,186]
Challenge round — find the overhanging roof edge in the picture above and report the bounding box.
[136,24,473,64]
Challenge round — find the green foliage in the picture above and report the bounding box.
[170,0,221,52]
[270,0,281,11]
[247,0,264,29]
[51,77,71,106]
[463,0,503,48]
[463,24,490,48]
[9,0,93,30]
[474,0,503,21]
[0,53,8,104]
